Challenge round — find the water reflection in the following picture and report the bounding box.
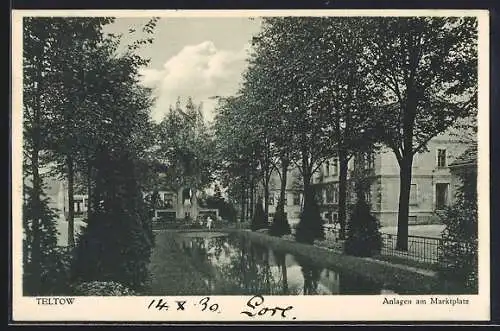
[176,233,389,295]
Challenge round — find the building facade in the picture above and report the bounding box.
[145,187,219,222]
[264,133,474,228]
[266,167,304,227]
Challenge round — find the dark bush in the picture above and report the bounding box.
[295,190,324,244]
[23,182,72,296]
[71,148,153,292]
[205,196,237,223]
[269,201,291,237]
[250,198,268,231]
[344,198,382,257]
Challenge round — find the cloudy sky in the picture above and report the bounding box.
[105,17,262,123]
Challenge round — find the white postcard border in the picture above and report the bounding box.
[10,9,491,322]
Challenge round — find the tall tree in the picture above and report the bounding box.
[303,17,384,239]
[248,17,339,242]
[213,95,259,224]
[156,97,216,209]
[68,19,159,290]
[362,17,478,250]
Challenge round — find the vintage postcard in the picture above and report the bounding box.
[10,9,490,323]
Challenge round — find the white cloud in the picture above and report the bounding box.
[139,41,251,123]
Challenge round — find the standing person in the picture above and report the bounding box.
[206,216,213,231]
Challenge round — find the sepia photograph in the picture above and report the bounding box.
[11,9,490,322]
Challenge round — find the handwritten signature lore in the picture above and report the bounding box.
[241,295,296,320]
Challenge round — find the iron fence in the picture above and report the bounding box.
[322,226,476,266]
[380,232,442,265]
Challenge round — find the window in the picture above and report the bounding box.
[269,195,274,206]
[332,213,338,225]
[437,149,447,167]
[284,195,288,206]
[332,158,338,176]
[435,183,449,210]
[408,216,418,224]
[293,192,300,205]
[268,213,275,219]
[326,184,334,203]
[410,184,418,205]
[164,194,173,208]
[74,199,83,214]
[364,189,372,204]
[325,160,330,177]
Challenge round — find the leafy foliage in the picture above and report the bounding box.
[73,281,136,296]
[23,16,159,295]
[155,97,215,192]
[23,182,72,295]
[344,198,383,257]
[361,17,478,250]
[71,149,154,291]
[204,195,237,223]
[438,162,478,293]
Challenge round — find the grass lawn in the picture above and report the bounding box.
[381,224,446,238]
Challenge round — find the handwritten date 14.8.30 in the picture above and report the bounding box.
[241,295,295,320]
[147,297,221,314]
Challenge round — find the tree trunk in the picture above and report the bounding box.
[67,156,75,248]
[301,149,313,207]
[249,173,254,221]
[86,158,92,220]
[338,151,349,240]
[396,154,413,251]
[263,184,269,223]
[302,172,312,208]
[282,261,288,294]
[28,59,43,294]
[278,158,289,216]
[240,181,246,224]
[29,143,42,294]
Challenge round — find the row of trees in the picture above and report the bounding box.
[214,16,477,249]
[23,17,161,295]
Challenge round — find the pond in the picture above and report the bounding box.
[173,231,396,295]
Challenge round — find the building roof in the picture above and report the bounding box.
[449,142,477,167]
